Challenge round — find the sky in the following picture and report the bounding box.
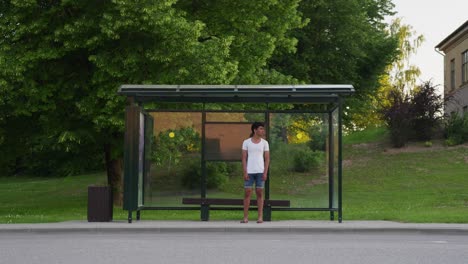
[390,0,467,92]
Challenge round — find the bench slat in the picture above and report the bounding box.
[182,198,290,207]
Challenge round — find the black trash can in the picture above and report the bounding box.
[87,186,113,222]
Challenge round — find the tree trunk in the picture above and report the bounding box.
[104,144,123,206]
[280,127,289,143]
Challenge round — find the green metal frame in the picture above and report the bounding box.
[119,85,354,223]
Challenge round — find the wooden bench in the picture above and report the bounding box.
[182,198,290,221]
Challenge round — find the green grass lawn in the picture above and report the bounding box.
[1,127,467,223]
[0,173,107,223]
[344,140,468,223]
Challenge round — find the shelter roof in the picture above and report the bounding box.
[118,84,355,103]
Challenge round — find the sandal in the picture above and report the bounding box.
[256,220,263,224]
[240,220,248,223]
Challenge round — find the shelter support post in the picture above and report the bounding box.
[264,108,272,222]
[338,98,343,223]
[128,211,132,223]
[123,102,142,223]
[263,205,272,221]
[265,110,270,201]
[200,110,207,221]
[201,204,210,221]
[328,110,335,221]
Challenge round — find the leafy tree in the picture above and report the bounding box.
[269,0,399,129]
[176,0,308,84]
[0,0,305,203]
[376,18,424,126]
[386,18,425,94]
[0,0,236,203]
[354,16,424,129]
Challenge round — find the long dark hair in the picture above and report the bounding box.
[249,122,264,137]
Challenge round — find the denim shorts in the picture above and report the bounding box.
[244,173,265,189]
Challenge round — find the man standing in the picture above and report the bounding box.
[241,122,270,223]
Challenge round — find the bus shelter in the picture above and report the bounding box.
[118,85,354,223]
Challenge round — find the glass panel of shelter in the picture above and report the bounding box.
[144,112,202,207]
[142,109,337,212]
[268,112,331,209]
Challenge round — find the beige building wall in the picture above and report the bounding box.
[443,36,468,115]
[437,21,468,116]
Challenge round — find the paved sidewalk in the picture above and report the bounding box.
[1,220,468,234]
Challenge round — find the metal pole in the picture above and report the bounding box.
[264,104,272,221]
[265,106,270,200]
[328,110,334,221]
[201,105,206,199]
[338,98,343,223]
[201,104,208,220]
[123,97,140,223]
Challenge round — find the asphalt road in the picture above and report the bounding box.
[1,232,467,264]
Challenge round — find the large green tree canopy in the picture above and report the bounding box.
[0,0,306,199]
[269,0,399,127]
[0,0,399,188]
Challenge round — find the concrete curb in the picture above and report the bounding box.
[1,221,468,235]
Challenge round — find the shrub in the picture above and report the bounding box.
[444,113,468,146]
[308,125,326,151]
[411,81,443,141]
[271,142,324,174]
[226,162,242,176]
[445,138,459,147]
[381,89,412,147]
[269,141,295,176]
[152,127,200,166]
[181,159,228,189]
[381,82,443,147]
[293,147,322,172]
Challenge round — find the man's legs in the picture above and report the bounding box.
[256,188,264,223]
[243,188,252,222]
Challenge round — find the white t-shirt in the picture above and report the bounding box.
[242,138,269,174]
